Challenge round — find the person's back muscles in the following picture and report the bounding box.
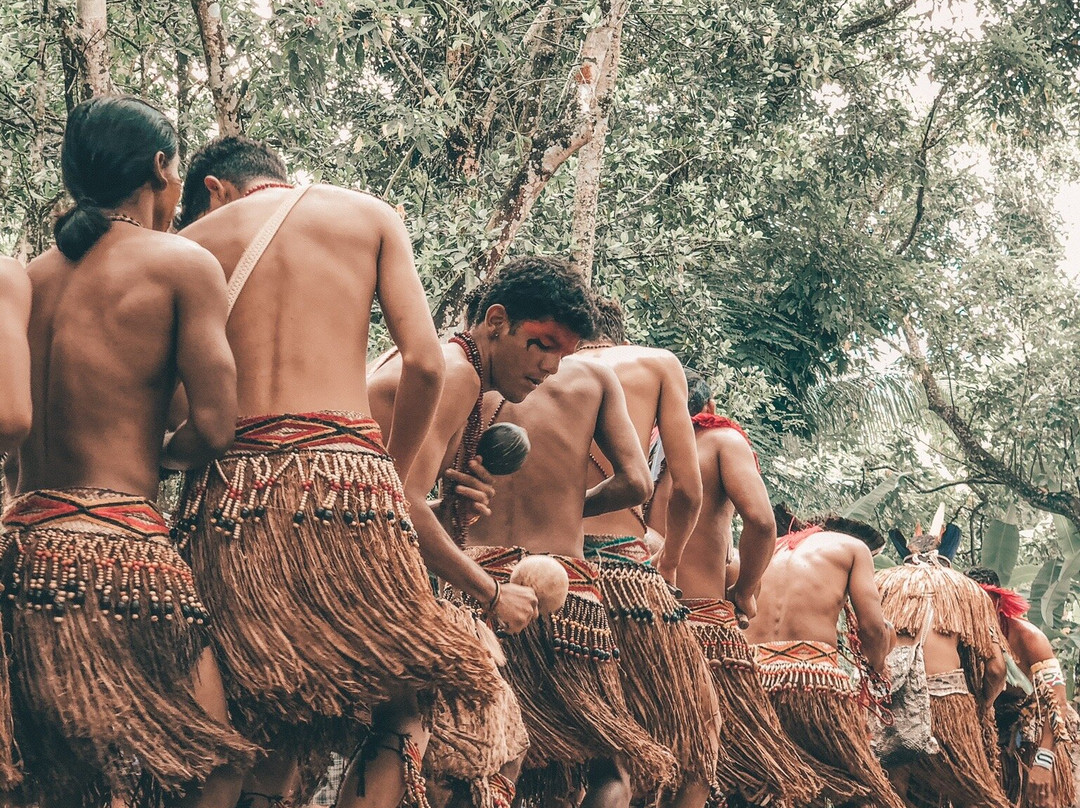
[651,373,822,808]
[2,96,251,808]
[459,358,677,806]
[0,258,31,457]
[174,136,513,808]
[744,510,903,808]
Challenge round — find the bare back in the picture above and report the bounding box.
[675,429,736,598]
[182,185,429,416]
[580,345,686,537]
[19,231,226,499]
[469,358,611,557]
[744,531,863,647]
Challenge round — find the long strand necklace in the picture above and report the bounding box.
[448,331,485,545]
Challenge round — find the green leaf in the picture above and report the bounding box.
[1027,559,1059,629]
[842,474,904,522]
[1008,564,1041,589]
[1053,514,1080,555]
[981,515,1020,585]
[1041,552,1080,629]
[874,553,896,569]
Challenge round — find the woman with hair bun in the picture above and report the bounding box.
[2,95,255,807]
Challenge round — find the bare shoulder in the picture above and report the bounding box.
[310,184,400,225]
[441,344,482,401]
[566,355,618,387]
[0,257,29,302]
[145,232,225,287]
[1009,618,1053,659]
[701,426,754,454]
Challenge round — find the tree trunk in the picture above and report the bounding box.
[191,0,242,136]
[433,0,630,328]
[58,0,115,107]
[570,6,624,279]
[900,316,1080,532]
[176,49,193,162]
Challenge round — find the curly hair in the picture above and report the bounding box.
[464,256,597,339]
[592,294,626,343]
[176,136,288,229]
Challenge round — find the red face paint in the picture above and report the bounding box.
[518,319,581,356]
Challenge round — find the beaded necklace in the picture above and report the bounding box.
[243,182,294,198]
[107,214,143,228]
[448,331,485,544]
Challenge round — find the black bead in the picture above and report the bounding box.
[343,511,356,524]
[253,506,267,518]
[293,512,305,524]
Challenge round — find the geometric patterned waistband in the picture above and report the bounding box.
[583,534,652,565]
[754,640,854,695]
[231,412,388,456]
[682,597,738,628]
[3,488,169,539]
[464,544,603,605]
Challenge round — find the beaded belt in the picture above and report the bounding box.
[230,412,389,455]
[462,545,618,661]
[4,488,170,539]
[754,640,853,695]
[583,534,652,565]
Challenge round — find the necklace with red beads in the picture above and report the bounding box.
[243,182,295,198]
[107,214,143,228]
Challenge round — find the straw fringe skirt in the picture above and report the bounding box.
[0,488,256,806]
[755,641,905,808]
[175,413,502,746]
[584,536,720,790]
[683,600,822,807]
[451,545,676,800]
[425,599,529,808]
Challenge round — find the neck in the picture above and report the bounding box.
[462,329,495,392]
[107,191,157,231]
[240,176,292,195]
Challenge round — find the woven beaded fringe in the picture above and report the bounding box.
[585,546,718,790]
[684,604,822,808]
[177,444,502,747]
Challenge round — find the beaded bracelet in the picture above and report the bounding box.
[1033,748,1055,770]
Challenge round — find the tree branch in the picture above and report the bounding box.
[900,316,1080,531]
[839,0,918,41]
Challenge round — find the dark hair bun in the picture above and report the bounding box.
[55,204,111,261]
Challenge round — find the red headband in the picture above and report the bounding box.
[977,582,1029,619]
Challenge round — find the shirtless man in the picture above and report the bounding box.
[576,297,718,808]
[878,534,1008,808]
[650,371,822,808]
[1,96,254,807]
[175,135,505,808]
[463,356,675,808]
[967,567,1074,808]
[368,256,596,803]
[744,506,903,808]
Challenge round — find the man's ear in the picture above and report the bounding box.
[151,150,170,190]
[705,399,717,414]
[484,303,509,336]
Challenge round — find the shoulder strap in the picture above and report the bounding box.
[914,600,935,649]
[226,186,309,316]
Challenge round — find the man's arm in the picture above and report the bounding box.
[401,367,538,633]
[714,429,775,618]
[0,260,32,453]
[847,542,896,674]
[585,365,652,517]
[651,355,703,581]
[162,247,238,469]
[1014,622,1066,808]
[373,203,444,482]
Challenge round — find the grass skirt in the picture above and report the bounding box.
[175,413,502,746]
[683,599,822,807]
[584,535,720,790]
[0,488,256,806]
[900,672,1008,808]
[425,599,529,808]
[452,545,676,799]
[755,640,905,808]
